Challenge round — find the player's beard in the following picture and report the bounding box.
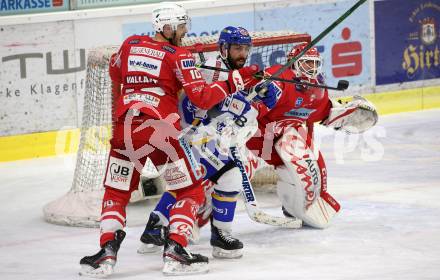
[228,56,247,70]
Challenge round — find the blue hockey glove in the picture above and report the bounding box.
[253,81,281,109]
[182,96,210,125]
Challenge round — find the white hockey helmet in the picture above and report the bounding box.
[152,2,190,32]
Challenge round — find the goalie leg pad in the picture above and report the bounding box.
[276,167,339,229]
[274,127,340,228]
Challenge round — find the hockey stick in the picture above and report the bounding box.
[200,0,366,93]
[197,64,349,91]
[257,0,367,90]
[230,146,302,228]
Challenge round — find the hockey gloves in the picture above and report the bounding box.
[181,97,210,126]
[227,64,260,93]
[252,81,281,109]
[323,95,378,133]
[217,91,251,119]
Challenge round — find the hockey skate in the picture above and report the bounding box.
[138,212,167,254]
[210,222,243,259]
[162,239,209,276]
[79,230,125,278]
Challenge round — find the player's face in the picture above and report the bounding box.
[172,23,188,47]
[300,60,316,72]
[297,59,321,79]
[228,44,251,69]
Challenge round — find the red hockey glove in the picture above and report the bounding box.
[227,64,260,93]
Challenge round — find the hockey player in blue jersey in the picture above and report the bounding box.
[137,26,279,259]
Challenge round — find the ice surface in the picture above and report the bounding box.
[0,109,439,280]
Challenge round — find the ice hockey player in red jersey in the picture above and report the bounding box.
[79,3,259,277]
[246,42,378,228]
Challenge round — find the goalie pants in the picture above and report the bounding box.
[100,114,205,247]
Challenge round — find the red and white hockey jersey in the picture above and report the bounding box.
[257,64,332,129]
[247,65,332,166]
[109,35,231,127]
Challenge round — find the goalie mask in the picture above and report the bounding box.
[217,26,252,69]
[288,43,322,82]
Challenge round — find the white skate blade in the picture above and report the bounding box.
[212,246,243,259]
[163,259,209,276]
[79,263,114,278]
[137,242,162,254]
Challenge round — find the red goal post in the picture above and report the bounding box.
[43,31,311,227]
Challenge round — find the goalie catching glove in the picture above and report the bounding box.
[323,95,378,133]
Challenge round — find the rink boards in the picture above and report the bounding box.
[1,0,439,161]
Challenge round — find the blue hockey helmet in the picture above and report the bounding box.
[217,26,252,49]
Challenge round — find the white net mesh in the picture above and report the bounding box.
[43,31,310,227]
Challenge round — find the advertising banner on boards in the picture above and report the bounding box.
[122,0,371,91]
[375,0,440,85]
[0,22,84,136]
[255,0,371,90]
[0,0,68,16]
[72,0,160,10]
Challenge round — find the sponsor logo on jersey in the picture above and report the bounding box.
[105,157,134,191]
[179,138,202,179]
[125,75,158,84]
[295,97,303,107]
[123,93,160,107]
[199,144,225,170]
[162,45,176,53]
[161,159,193,190]
[130,47,165,59]
[284,107,316,119]
[128,39,140,44]
[128,55,162,77]
[180,58,196,70]
[230,147,255,203]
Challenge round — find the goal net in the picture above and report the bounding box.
[43,31,311,227]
